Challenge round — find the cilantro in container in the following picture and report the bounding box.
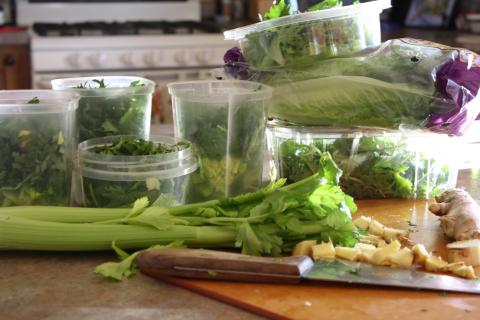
[224,0,390,69]
[51,76,155,142]
[78,135,197,208]
[0,91,79,206]
[267,123,459,199]
[168,80,273,202]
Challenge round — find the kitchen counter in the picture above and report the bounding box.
[1,169,478,320]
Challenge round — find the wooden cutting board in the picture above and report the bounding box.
[156,200,480,320]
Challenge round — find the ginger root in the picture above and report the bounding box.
[429,189,480,241]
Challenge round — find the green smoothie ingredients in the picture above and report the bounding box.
[0,95,76,206]
[0,153,358,264]
[276,136,454,199]
[79,135,195,208]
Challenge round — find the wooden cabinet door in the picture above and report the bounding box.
[0,45,31,89]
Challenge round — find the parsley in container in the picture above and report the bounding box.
[78,135,197,208]
[224,0,391,69]
[267,122,459,199]
[51,76,155,142]
[0,91,79,206]
[168,80,272,202]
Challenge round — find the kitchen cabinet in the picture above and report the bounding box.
[0,44,31,89]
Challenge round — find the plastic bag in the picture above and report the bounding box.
[223,38,480,136]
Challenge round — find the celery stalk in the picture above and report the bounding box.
[0,206,130,223]
[0,214,237,251]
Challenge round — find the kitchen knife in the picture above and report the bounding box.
[137,248,480,294]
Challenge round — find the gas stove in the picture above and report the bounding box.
[32,21,222,37]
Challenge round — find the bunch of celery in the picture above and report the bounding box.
[0,153,358,256]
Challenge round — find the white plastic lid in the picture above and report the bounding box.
[0,90,79,114]
[224,0,392,40]
[51,76,155,97]
[267,120,446,139]
[167,80,273,103]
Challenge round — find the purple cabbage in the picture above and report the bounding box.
[427,52,480,136]
[223,47,250,80]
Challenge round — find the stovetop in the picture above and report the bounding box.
[33,20,222,37]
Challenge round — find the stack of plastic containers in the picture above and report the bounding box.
[225,0,461,199]
[51,76,190,207]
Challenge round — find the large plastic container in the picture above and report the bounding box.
[0,90,79,206]
[224,0,391,69]
[78,135,197,208]
[51,76,155,142]
[168,80,273,202]
[267,122,459,199]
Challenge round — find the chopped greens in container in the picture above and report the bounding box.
[51,76,155,142]
[79,135,197,208]
[268,125,458,199]
[0,92,78,206]
[168,81,272,202]
[224,0,390,69]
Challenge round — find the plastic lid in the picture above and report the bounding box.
[0,90,79,114]
[267,120,446,139]
[224,0,391,40]
[51,76,155,97]
[167,80,272,103]
[78,135,198,181]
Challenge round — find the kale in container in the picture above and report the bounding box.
[277,136,452,199]
[74,79,150,142]
[0,98,72,206]
[175,98,266,202]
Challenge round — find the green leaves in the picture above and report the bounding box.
[307,0,343,12]
[94,136,189,156]
[95,241,185,281]
[73,79,150,142]
[0,110,71,206]
[27,97,40,104]
[263,0,290,20]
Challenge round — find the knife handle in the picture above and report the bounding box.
[137,248,314,284]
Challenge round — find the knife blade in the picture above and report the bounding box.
[137,248,480,294]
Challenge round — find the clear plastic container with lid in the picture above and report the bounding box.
[78,135,198,208]
[51,76,155,142]
[0,90,79,206]
[168,80,273,202]
[224,0,391,69]
[267,121,459,200]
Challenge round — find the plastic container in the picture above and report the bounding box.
[0,90,79,206]
[224,0,391,69]
[168,80,273,202]
[51,76,155,142]
[267,122,459,199]
[78,135,197,208]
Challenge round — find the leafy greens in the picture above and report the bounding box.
[0,98,73,206]
[276,136,453,199]
[74,79,151,142]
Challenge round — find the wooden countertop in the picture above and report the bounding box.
[1,169,479,320]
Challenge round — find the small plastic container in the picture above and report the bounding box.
[168,80,273,202]
[267,122,459,200]
[0,90,79,206]
[224,0,391,69]
[51,76,155,142]
[78,135,198,208]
